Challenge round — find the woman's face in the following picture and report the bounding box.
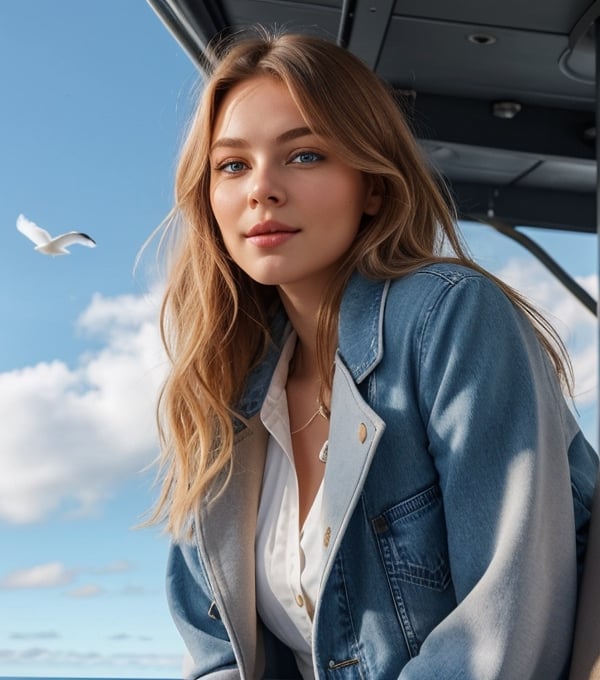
[209,76,380,297]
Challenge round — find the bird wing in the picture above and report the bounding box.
[50,232,97,249]
[16,214,52,246]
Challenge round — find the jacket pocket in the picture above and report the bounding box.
[371,484,455,656]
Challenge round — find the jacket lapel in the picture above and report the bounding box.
[337,275,389,383]
[315,275,390,610]
[195,415,268,679]
[319,355,386,586]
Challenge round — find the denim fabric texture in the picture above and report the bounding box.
[167,263,598,680]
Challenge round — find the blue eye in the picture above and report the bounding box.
[218,160,246,173]
[291,151,323,164]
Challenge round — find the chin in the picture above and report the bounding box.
[243,268,295,287]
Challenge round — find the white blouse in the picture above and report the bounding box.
[255,332,325,680]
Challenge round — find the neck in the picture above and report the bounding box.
[277,285,320,380]
[289,336,319,384]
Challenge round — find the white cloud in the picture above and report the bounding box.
[493,258,598,408]
[0,646,182,671]
[10,631,61,640]
[65,584,104,598]
[575,273,598,298]
[0,288,167,524]
[95,559,133,574]
[0,562,75,589]
[118,583,148,596]
[107,632,152,641]
[0,559,147,598]
[0,559,138,591]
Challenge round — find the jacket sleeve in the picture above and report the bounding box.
[166,539,239,679]
[400,272,597,679]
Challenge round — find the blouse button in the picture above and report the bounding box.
[323,526,331,548]
[358,422,367,443]
[296,594,304,607]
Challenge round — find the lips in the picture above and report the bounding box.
[246,220,299,237]
[245,220,300,248]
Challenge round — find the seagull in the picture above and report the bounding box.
[16,213,96,256]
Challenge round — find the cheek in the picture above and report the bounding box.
[209,183,233,229]
[320,173,366,210]
[209,181,221,216]
[207,189,229,252]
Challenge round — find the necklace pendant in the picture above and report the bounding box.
[318,440,328,463]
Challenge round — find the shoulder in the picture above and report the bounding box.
[384,262,540,377]
[339,261,518,350]
[389,261,496,297]
[338,262,520,381]
[385,261,515,324]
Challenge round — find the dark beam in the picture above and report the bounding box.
[451,181,595,232]
[346,0,395,70]
[147,0,229,70]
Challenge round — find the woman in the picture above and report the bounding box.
[151,29,598,679]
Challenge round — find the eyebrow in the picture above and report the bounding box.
[210,126,314,153]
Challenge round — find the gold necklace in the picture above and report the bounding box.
[290,403,328,435]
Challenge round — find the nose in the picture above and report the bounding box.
[248,166,286,208]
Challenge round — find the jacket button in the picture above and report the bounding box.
[358,422,367,443]
[323,526,331,547]
[296,594,304,607]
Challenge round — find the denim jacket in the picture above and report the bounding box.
[167,263,598,680]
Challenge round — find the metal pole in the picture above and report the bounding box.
[596,18,600,448]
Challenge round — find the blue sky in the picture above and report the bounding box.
[0,1,196,677]
[0,2,597,679]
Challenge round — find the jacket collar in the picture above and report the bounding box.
[337,272,388,384]
[236,271,389,420]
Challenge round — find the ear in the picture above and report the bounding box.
[363,176,383,216]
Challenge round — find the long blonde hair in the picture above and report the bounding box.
[150,29,572,537]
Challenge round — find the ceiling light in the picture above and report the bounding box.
[467,33,496,45]
[492,101,522,119]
